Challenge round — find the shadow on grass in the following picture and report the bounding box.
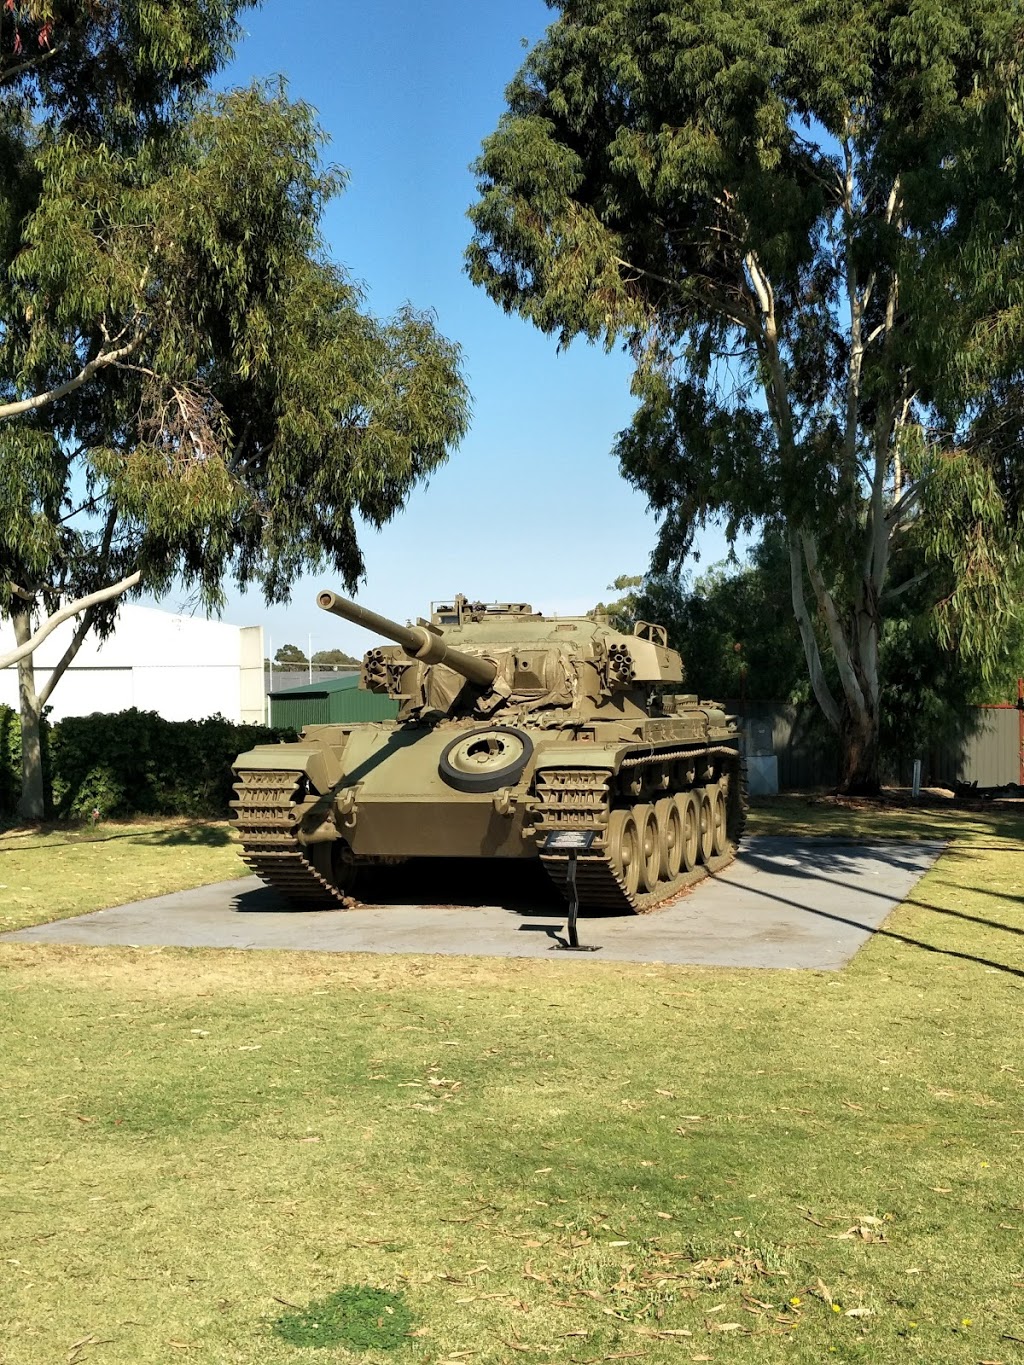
[147,825,233,848]
[0,822,233,853]
[929,879,1024,914]
[717,842,1024,980]
[741,840,1024,941]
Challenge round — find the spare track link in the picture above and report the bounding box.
[534,743,745,914]
[230,769,352,909]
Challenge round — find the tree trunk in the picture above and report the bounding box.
[838,705,881,795]
[12,608,45,821]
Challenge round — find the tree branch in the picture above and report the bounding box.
[0,39,65,87]
[880,568,933,604]
[0,332,144,421]
[801,530,868,719]
[885,478,921,530]
[37,604,97,707]
[788,531,841,730]
[0,571,142,671]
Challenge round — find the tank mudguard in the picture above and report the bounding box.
[533,745,634,770]
[233,742,342,797]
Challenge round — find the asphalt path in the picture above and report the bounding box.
[1,836,944,968]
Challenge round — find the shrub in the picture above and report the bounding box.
[0,704,19,814]
[49,709,295,818]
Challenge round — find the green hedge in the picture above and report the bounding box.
[0,704,20,814]
[1,708,295,819]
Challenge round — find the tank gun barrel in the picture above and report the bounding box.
[317,590,497,689]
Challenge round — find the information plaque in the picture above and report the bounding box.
[542,829,600,952]
[541,829,598,853]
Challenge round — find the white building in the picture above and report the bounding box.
[0,604,265,725]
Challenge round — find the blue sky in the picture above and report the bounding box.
[194,0,736,656]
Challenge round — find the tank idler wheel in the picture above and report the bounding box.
[697,790,715,864]
[607,808,641,897]
[308,840,362,896]
[711,786,728,856]
[632,803,661,892]
[676,792,700,872]
[655,796,683,881]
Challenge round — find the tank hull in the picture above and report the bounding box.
[232,710,746,911]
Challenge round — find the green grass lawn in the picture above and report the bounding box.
[0,800,1022,1363]
[0,819,244,934]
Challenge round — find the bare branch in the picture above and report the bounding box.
[0,332,144,421]
[0,39,65,87]
[37,604,96,707]
[885,481,922,530]
[0,571,142,671]
[801,530,869,720]
[880,568,933,605]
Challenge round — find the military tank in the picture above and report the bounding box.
[232,592,746,912]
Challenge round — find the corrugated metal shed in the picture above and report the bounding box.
[269,674,399,729]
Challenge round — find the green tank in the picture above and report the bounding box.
[232,592,746,912]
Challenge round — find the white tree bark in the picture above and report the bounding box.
[0,571,142,670]
[0,334,142,421]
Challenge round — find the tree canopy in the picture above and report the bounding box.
[603,528,1024,775]
[311,648,359,667]
[468,0,1024,790]
[273,644,308,666]
[1,0,469,815]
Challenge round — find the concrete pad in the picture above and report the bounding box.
[0,837,944,969]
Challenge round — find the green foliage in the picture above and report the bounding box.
[0,704,20,812]
[272,1285,414,1352]
[609,527,1024,765]
[468,0,1024,787]
[47,709,294,819]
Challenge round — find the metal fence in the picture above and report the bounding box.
[728,687,1024,790]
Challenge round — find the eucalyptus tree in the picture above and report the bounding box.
[468,0,1024,790]
[1,2,469,816]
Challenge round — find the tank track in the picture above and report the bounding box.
[230,769,353,909]
[533,743,746,913]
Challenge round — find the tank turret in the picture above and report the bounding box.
[318,589,686,722]
[232,590,746,916]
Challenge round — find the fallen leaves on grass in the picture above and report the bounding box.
[832,1216,888,1243]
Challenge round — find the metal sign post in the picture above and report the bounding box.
[542,830,601,953]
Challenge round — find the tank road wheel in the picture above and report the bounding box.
[632,803,661,893]
[655,796,683,881]
[677,792,700,872]
[710,786,728,856]
[698,790,715,864]
[606,809,641,898]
